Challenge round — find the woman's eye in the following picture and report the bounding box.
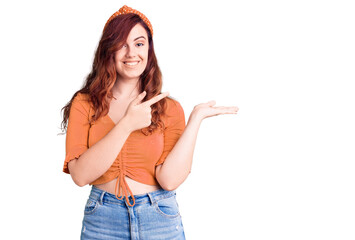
[137,43,144,47]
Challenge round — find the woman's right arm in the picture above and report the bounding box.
[68,118,132,186]
[66,91,169,186]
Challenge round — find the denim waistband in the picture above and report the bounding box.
[89,185,176,207]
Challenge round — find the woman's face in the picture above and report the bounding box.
[114,23,149,81]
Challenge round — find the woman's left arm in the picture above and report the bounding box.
[155,100,239,191]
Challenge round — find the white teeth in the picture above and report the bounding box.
[124,61,139,66]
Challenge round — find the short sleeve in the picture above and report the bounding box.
[63,93,91,174]
[155,99,186,166]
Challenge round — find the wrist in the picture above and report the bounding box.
[117,117,134,134]
[188,110,203,125]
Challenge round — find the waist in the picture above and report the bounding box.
[89,185,176,206]
[93,176,162,197]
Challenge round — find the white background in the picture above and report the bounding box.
[1,0,354,239]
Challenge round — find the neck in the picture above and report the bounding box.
[112,77,140,100]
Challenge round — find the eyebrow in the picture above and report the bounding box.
[134,36,146,41]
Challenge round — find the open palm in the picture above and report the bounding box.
[192,100,239,120]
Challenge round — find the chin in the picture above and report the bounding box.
[122,73,143,80]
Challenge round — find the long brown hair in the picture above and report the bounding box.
[59,13,166,135]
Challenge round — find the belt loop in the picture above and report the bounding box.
[99,191,105,205]
[147,192,155,206]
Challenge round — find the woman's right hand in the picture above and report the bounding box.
[121,91,169,132]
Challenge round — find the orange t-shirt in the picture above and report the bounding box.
[63,93,185,206]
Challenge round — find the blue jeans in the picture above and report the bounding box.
[81,185,186,239]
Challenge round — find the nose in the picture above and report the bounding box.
[125,45,137,58]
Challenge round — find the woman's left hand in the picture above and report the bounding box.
[190,100,239,122]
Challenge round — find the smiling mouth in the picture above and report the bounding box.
[124,61,140,66]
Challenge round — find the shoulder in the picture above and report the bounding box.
[165,97,184,115]
[74,92,90,102]
[73,92,92,106]
[161,97,185,128]
[71,92,93,113]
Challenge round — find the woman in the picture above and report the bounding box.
[61,5,238,239]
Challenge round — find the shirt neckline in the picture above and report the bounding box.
[105,114,117,125]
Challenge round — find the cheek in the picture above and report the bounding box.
[114,51,124,62]
[114,54,124,68]
[139,51,148,63]
[142,57,148,67]
[143,53,149,64]
[141,47,149,60]
[114,60,121,70]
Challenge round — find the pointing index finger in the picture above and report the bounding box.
[143,92,170,106]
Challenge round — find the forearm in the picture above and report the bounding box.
[157,113,202,190]
[69,118,132,186]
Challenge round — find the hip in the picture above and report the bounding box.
[81,185,185,239]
